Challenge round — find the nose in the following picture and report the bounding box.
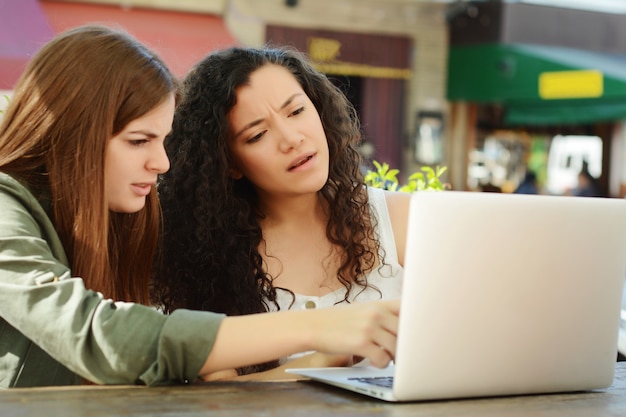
[147,143,171,174]
[275,118,303,153]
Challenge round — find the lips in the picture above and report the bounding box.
[131,183,155,197]
[288,153,316,171]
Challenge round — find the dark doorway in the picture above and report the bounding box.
[329,75,363,121]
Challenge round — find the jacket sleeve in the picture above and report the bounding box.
[0,174,224,385]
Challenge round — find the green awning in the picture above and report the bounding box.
[447,43,626,126]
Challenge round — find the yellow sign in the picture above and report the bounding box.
[308,38,341,62]
[314,62,412,80]
[539,70,603,99]
[307,36,412,80]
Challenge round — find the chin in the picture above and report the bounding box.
[315,174,330,190]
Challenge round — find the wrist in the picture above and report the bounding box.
[290,309,320,353]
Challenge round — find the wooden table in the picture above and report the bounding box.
[2,362,626,417]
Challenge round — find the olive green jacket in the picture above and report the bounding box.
[0,172,224,388]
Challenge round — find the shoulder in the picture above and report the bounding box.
[384,190,411,266]
[0,173,40,222]
[366,186,411,209]
[364,186,411,229]
[0,172,68,264]
[363,188,411,266]
[0,172,31,198]
[382,189,411,219]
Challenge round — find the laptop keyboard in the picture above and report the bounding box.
[348,376,394,388]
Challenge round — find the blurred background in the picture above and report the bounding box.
[3,0,626,196]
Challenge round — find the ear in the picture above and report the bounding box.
[229,168,244,180]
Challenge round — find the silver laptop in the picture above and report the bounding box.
[287,191,626,402]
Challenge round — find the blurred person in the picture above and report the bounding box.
[573,162,601,197]
[514,171,539,195]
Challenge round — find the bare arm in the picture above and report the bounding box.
[384,190,412,266]
[198,299,399,379]
[202,352,354,382]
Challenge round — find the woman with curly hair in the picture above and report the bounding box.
[153,46,410,379]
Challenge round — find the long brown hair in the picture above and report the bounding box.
[0,25,178,303]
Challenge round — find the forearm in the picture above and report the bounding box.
[199,309,316,375]
[198,299,399,376]
[201,352,354,382]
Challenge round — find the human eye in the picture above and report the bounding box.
[129,139,149,146]
[246,130,265,144]
[124,130,155,147]
[289,106,305,117]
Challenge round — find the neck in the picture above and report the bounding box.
[258,192,326,227]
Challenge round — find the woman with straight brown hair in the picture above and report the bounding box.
[0,25,399,388]
[0,24,167,304]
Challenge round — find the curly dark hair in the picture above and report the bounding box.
[152,46,382,372]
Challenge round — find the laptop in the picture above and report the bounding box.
[287,191,626,402]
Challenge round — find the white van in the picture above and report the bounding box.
[545,135,602,195]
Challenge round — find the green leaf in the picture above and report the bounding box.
[364,160,448,193]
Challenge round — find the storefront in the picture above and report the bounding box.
[446,1,626,196]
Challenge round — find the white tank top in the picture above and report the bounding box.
[266,187,404,312]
